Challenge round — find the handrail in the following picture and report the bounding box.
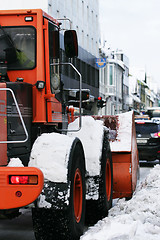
[0,88,28,143]
[50,62,82,132]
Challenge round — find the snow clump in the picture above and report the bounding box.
[7,158,24,167]
[81,165,160,240]
[67,116,104,176]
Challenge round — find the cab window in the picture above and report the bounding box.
[0,26,36,70]
[48,22,60,93]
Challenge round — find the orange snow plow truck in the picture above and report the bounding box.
[0,9,139,240]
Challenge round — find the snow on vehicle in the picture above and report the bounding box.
[0,9,139,239]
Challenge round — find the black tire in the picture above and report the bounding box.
[99,144,113,213]
[85,131,113,225]
[32,138,86,240]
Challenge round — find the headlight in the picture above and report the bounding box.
[51,73,60,91]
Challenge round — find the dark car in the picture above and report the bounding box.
[135,120,160,161]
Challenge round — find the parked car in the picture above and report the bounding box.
[135,120,160,161]
[145,107,160,123]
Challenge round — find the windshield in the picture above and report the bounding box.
[135,123,159,134]
[0,26,36,70]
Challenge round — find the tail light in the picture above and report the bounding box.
[9,175,38,185]
[136,121,145,124]
[151,132,160,138]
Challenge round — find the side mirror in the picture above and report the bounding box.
[64,30,78,58]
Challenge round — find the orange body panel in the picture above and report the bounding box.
[0,83,7,166]
[0,167,44,209]
[33,9,46,123]
[112,153,132,198]
[47,96,62,123]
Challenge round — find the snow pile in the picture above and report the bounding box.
[29,133,75,182]
[67,116,104,176]
[81,165,160,240]
[7,158,24,167]
[110,111,133,152]
[38,194,52,208]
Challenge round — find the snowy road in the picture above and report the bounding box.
[81,163,160,240]
[139,164,152,182]
[0,209,35,240]
[0,163,156,240]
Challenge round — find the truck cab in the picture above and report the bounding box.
[0,9,79,165]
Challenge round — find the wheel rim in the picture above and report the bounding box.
[105,158,111,201]
[73,168,83,223]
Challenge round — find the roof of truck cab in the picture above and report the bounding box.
[0,9,60,26]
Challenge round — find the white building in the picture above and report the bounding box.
[48,0,100,58]
[99,49,129,115]
[129,67,159,112]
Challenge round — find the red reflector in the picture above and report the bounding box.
[136,121,145,124]
[16,191,22,197]
[10,176,29,184]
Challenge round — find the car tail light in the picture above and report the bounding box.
[9,175,38,185]
[151,132,160,138]
[136,121,145,124]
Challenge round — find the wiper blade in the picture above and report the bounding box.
[0,25,15,48]
[0,25,18,64]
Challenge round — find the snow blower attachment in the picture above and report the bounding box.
[94,111,139,199]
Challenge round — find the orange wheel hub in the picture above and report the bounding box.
[73,168,83,223]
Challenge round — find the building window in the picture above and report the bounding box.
[82,30,84,48]
[87,34,89,50]
[109,65,113,85]
[82,1,84,22]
